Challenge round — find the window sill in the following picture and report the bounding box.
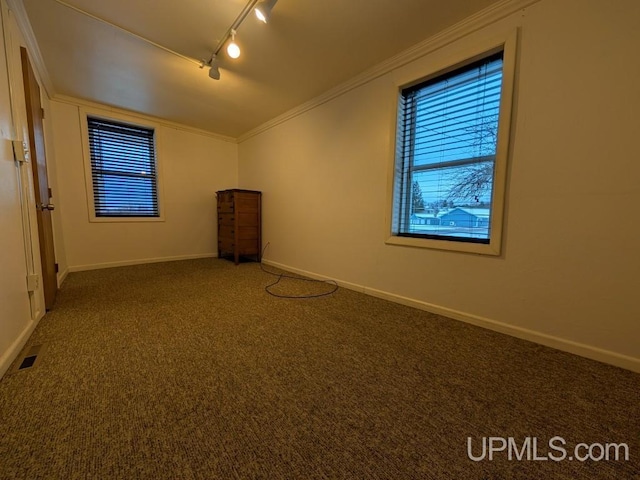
[385,235,500,256]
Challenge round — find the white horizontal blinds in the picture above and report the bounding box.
[392,93,411,235]
[396,51,503,243]
[87,117,159,217]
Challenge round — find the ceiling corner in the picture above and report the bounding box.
[6,0,56,98]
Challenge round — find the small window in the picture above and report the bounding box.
[87,117,159,217]
[389,38,516,255]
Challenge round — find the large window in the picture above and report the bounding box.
[390,38,516,255]
[87,116,159,218]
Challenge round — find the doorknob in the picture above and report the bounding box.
[39,203,55,211]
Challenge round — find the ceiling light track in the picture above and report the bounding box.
[207,0,259,63]
[53,0,201,66]
[203,0,278,80]
[53,0,278,82]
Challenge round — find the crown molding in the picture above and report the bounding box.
[53,94,238,144]
[5,0,55,98]
[238,0,540,143]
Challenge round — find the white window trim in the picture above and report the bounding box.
[79,107,165,223]
[385,29,518,256]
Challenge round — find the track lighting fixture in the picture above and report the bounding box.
[202,0,278,80]
[56,0,278,83]
[226,30,241,59]
[208,55,221,80]
[254,0,278,23]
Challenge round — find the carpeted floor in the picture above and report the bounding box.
[0,258,638,479]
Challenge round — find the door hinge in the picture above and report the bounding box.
[41,107,45,119]
[55,263,59,273]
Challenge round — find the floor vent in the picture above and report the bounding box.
[16,344,44,371]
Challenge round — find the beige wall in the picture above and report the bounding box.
[238,0,640,370]
[50,100,238,271]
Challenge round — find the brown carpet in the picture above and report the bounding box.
[0,258,638,479]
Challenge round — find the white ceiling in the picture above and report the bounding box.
[21,0,503,138]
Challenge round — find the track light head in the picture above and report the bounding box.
[226,29,241,59]
[208,55,221,80]
[255,0,278,23]
[203,0,279,80]
[209,67,220,80]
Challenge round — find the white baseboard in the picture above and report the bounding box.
[262,259,640,373]
[0,316,42,379]
[57,267,69,287]
[68,253,217,273]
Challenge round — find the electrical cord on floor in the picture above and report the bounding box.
[260,243,339,299]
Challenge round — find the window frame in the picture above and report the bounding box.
[79,108,165,223]
[386,30,517,256]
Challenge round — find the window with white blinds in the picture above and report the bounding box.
[87,117,159,217]
[391,46,513,254]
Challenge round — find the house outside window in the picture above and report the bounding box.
[388,33,517,255]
